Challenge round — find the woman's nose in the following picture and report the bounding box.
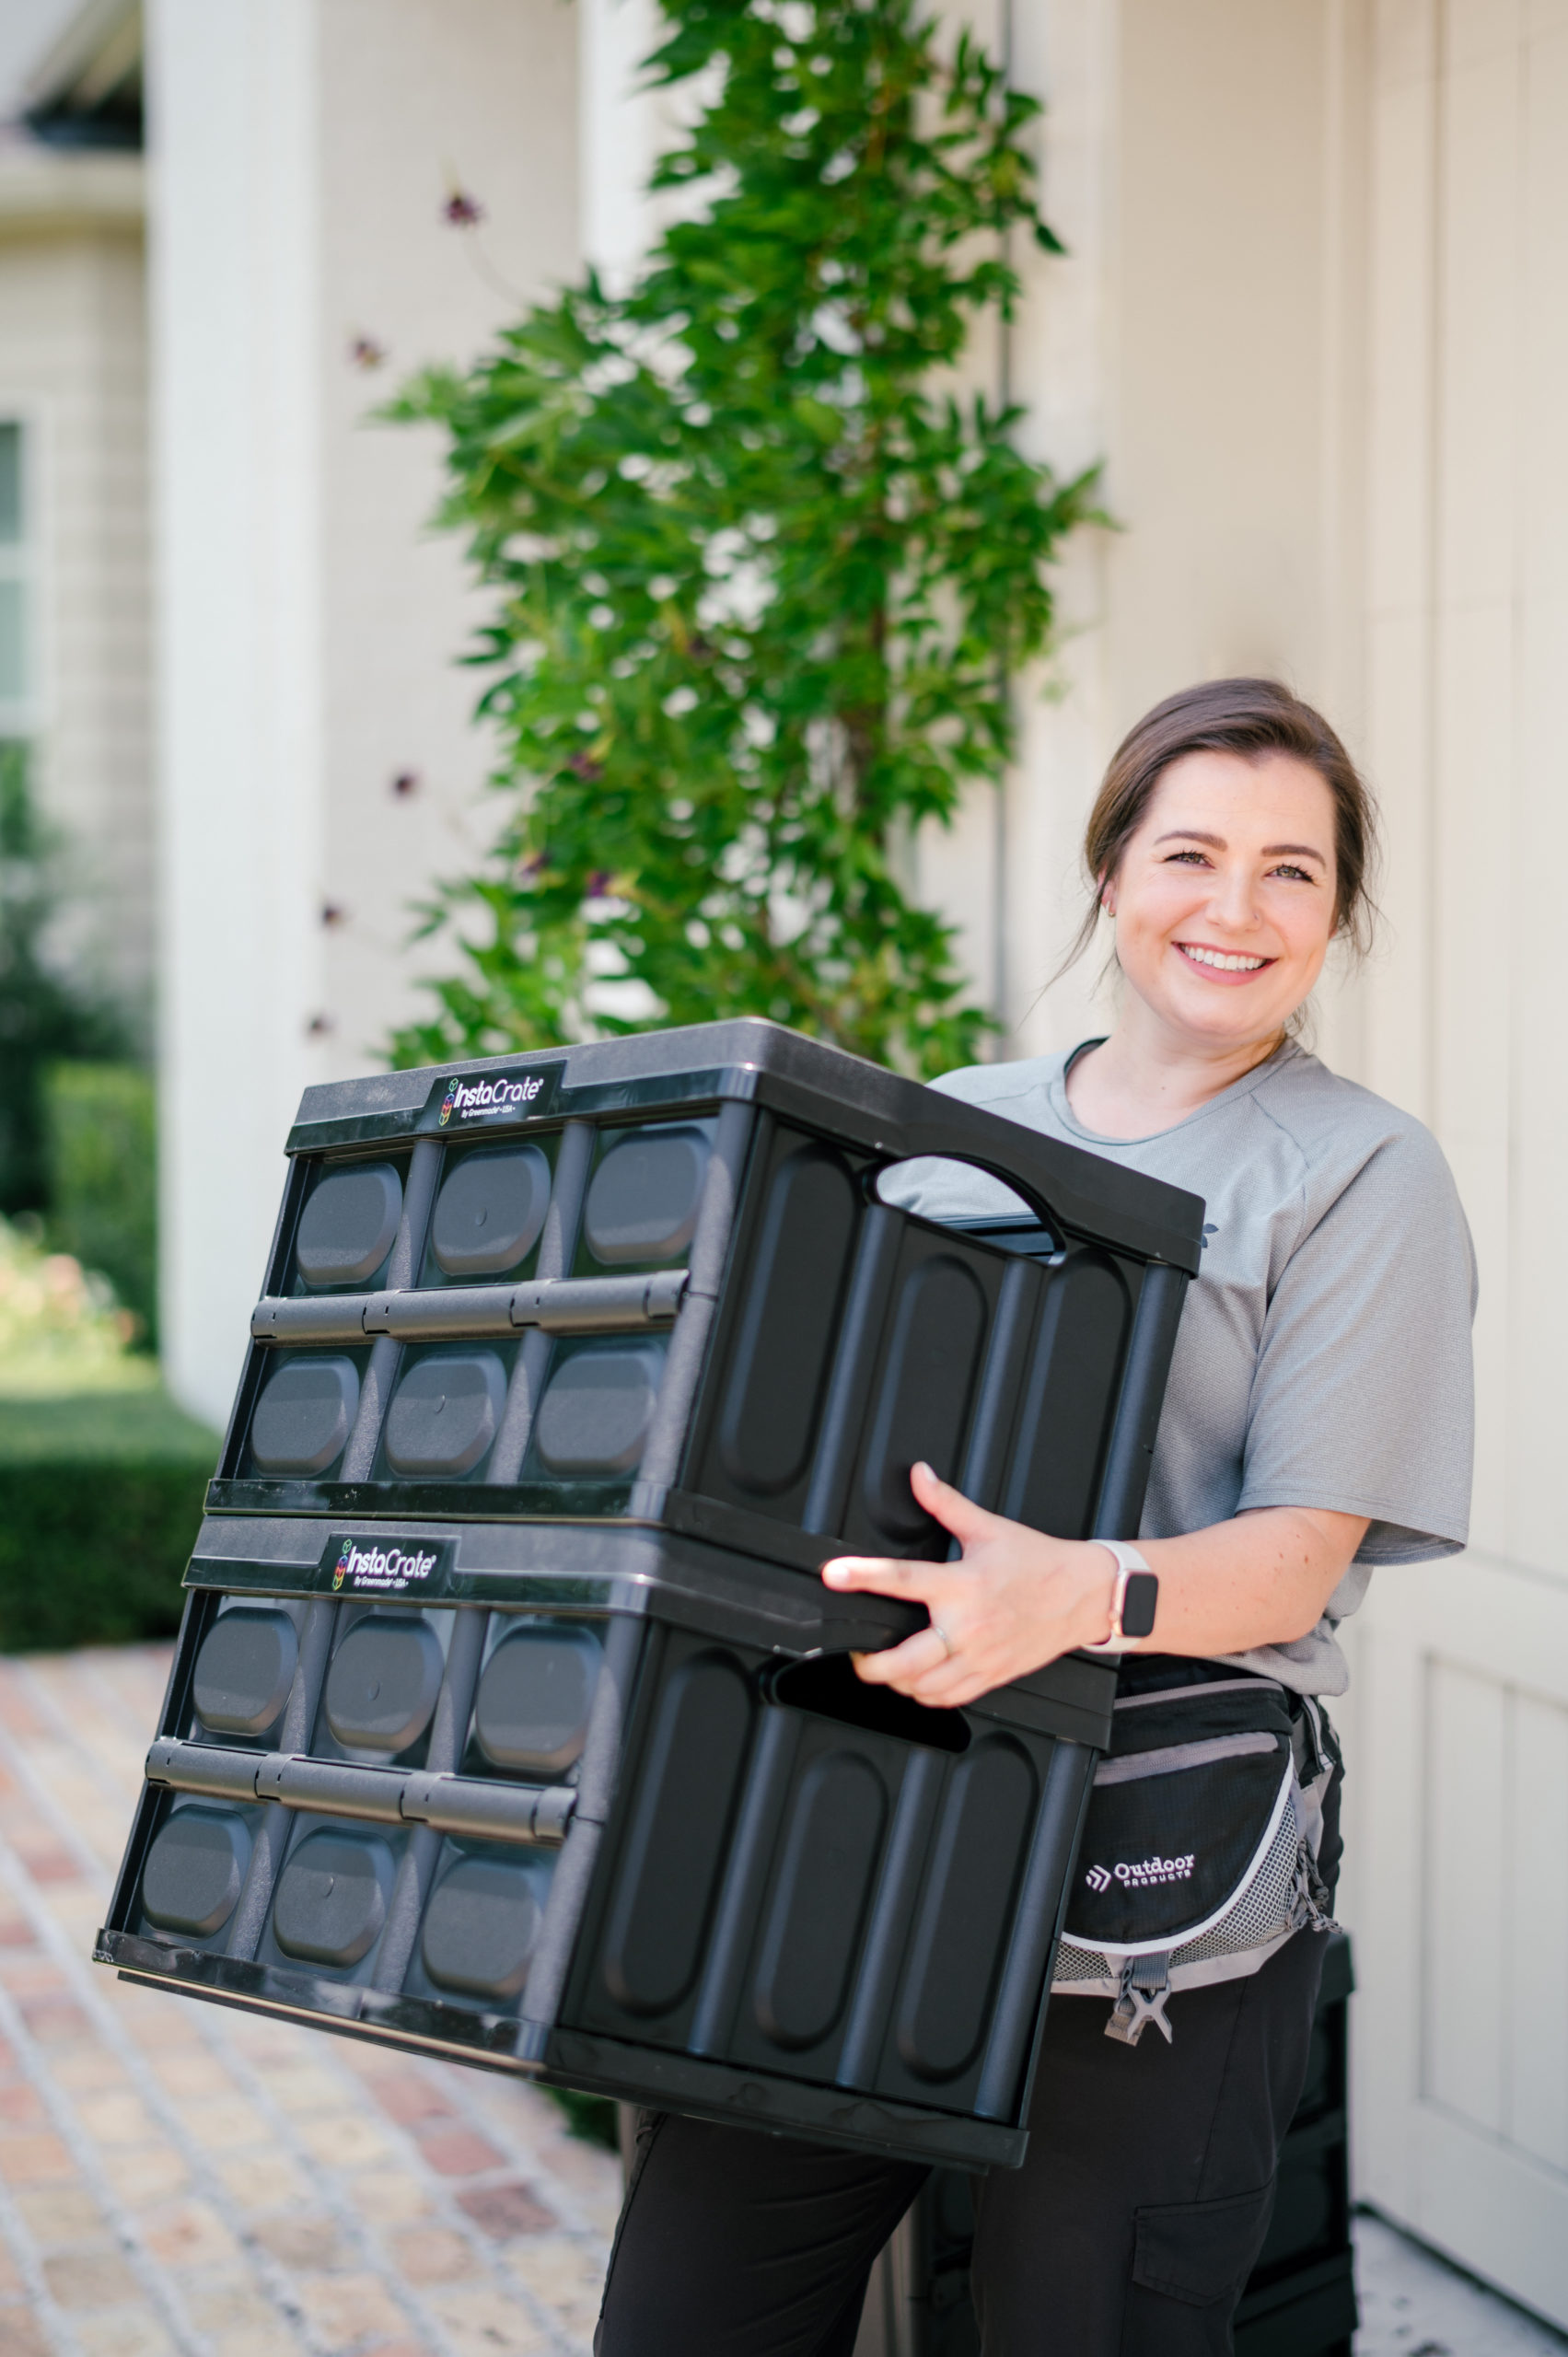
[1206,865,1260,933]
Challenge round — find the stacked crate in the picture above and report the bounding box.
[98,1021,1202,2169]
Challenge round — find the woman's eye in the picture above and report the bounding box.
[1163,849,1210,867]
[1270,863,1315,884]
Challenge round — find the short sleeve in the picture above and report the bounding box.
[1236,1124,1477,1562]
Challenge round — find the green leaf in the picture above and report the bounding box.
[386,0,1099,1080]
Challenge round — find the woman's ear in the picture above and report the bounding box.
[1098,874,1116,919]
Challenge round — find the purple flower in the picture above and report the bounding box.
[443,188,485,227]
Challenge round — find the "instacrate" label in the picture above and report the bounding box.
[321,1532,454,1596]
[425,1062,563,1132]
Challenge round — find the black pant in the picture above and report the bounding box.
[595,1927,1329,2357]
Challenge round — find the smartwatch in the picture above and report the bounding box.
[1087,1539,1159,1650]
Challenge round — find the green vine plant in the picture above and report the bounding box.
[386,0,1103,1079]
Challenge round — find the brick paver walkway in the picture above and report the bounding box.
[0,1644,621,2357]
[4,1646,1561,2357]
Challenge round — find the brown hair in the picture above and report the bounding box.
[1063,678,1380,972]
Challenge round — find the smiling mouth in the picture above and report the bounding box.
[1176,943,1273,975]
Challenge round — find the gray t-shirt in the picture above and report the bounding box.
[885,1040,1477,1697]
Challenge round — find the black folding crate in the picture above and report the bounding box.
[96,1021,1203,2169]
[853,1934,1357,2352]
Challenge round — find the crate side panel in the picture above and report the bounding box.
[890,1734,1040,2088]
[838,1230,1005,1558]
[722,1723,907,2078]
[1002,1249,1136,1542]
[575,1637,758,2040]
[686,1123,867,1527]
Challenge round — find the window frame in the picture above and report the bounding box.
[0,409,42,737]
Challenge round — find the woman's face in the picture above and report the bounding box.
[1102,749,1340,1052]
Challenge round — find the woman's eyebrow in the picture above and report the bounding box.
[1151,829,1327,865]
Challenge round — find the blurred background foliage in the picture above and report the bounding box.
[0,1209,215,1652]
[0,1206,139,1390]
[0,741,127,1215]
[0,741,209,1649]
[389,0,1099,1080]
[46,1061,158,1347]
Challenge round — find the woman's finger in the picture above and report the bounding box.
[866,1655,998,1712]
[850,1628,952,1687]
[821,1551,942,1598]
[904,1652,987,1705]
[908,1459,1000,1546]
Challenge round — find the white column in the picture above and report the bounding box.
[1001,0,1121,1059]
[148,0,324,1426]
[579,0,691,285]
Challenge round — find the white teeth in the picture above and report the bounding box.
[1180,945,1267,973]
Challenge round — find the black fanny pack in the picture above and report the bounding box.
[1051,1660,1341,2046]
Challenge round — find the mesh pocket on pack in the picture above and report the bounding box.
[1166,1791,1304,1967]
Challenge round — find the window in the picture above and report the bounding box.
[0,423,30,724]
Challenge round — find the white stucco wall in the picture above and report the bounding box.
[150,0,578,1426]
[906,0,1369,1072]
[316,0,578,1075]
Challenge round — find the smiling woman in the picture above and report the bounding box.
[1076,680,1378,954]
[831,683,1411,1710]
[594,682,1477,2357]
[1067,679,1378,1133]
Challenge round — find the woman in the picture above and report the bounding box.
[596,679,1476,2355]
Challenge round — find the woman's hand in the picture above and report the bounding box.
[820,1469,1371,1707]
[820,1462,1116,1710]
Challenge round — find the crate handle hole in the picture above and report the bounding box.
[765,1652,971,1756]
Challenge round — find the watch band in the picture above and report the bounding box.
[1087,1540,1159,1650]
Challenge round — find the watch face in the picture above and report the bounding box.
[1122,1571,1159,1641]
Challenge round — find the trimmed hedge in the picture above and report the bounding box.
[0,1459,207,1651]
[0,1387,217,1652]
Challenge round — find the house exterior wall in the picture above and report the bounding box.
[146,0,1568,2322]
[909,0,1368,1074]
[1333,2,1568,2322]
[0,155,151,1012]
[149,0,579,1425]
[315,0,579,1076]
[987,1,1568,2320]
[911,0,1568,2325]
